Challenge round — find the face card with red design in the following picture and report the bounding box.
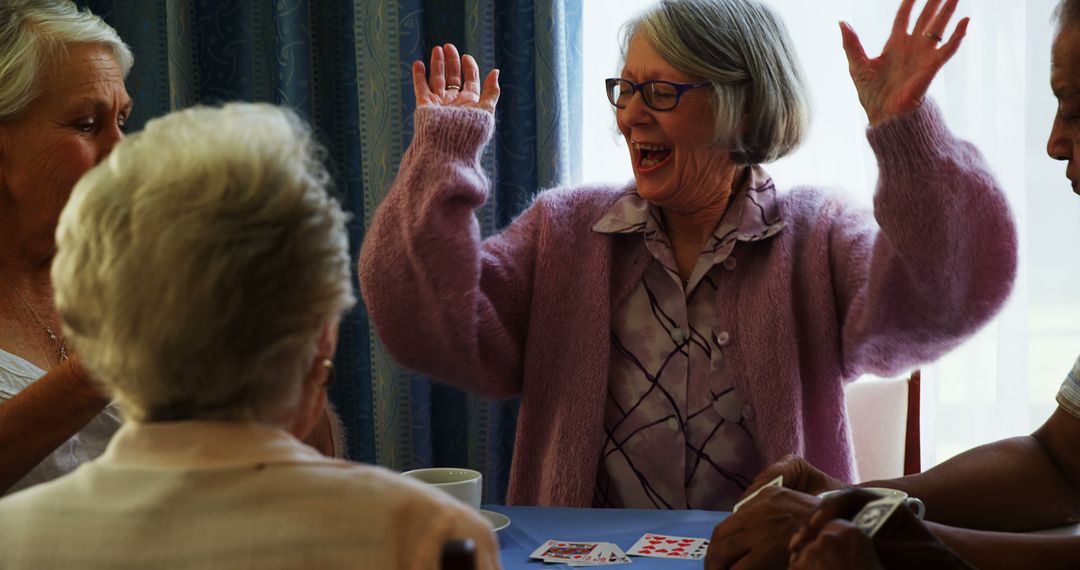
[567,543,631,566]
[529,540,603,563]
[626,533,709,560]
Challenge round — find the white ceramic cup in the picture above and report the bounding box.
[817,487,925,519]
[402,467,483,511]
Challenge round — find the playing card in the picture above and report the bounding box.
[530,540,602,563]
[564,543,611,566]
[568,543,632,566]
[731,475,783,513]
[626,533,709,560]
[851,495,905,537]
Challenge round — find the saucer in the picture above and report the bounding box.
[480,509,511,531]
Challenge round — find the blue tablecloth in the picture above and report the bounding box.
[486,505,730,568]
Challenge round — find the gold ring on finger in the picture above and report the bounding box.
[446,84,461,91]
[922,31,943,43]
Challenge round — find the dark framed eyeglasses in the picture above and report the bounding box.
[604,78,711,111]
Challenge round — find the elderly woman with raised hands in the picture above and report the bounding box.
[0,102,500,570]
[714,3,1080,559]
[360,0,1016,511]
[0,0,132,494]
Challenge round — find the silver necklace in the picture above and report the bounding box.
[0,269,68,362]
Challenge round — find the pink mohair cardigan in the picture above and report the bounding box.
[359,101,1017,508]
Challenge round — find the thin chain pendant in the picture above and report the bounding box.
[46,328,68,361]
[0,268,68,362]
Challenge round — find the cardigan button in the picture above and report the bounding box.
[716,331,731,346]
[667,417,679,432]
[723,257,737,270]
[671,328,687,343]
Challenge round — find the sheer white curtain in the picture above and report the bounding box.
[581,0,1080,468]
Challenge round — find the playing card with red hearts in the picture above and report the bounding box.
[626,533,709,560]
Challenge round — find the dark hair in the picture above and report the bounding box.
[1055,0,1080,28]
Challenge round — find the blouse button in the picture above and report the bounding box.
[667,417,679,432]
[671,328,687,343]
[716,331,731,346]
[712,397,729,416]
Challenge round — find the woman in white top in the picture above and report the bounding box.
[0,102,500,570]
[0,0,132,494]
[0,1,337,494]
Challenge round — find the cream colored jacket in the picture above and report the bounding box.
[0,421,500,569]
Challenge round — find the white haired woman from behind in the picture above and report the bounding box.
[0,103,499,570]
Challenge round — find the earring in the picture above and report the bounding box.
[320,359,335,388]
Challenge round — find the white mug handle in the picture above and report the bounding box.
[905,497,926,519]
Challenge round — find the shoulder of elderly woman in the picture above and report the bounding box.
[351,465,499,567]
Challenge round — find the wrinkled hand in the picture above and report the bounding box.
[706,486,819,570]
[841,0,968,125]
[789,489,886,570]
[739,455,845,501]
[790,519,882,570]
[412,43,500,115]
[790,489,975,570]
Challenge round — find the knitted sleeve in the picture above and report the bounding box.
[830,100,1018,378]
[358,106,537,398]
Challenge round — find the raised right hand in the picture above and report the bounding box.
[413,43,500,115]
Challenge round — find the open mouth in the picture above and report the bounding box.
[633,142,673,172]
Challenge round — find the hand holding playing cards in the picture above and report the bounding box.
[741,455,845,500]
[789,489,886,570]
[789,488,976,570]
[790,519,882,570]
[706,486,819,570]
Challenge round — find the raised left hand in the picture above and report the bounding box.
[842,0,969,126]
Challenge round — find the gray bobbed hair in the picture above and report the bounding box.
[0,0,133,122]
[622,0,810,164]
[52,103,356,423]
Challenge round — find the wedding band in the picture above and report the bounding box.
[446,85,461,91]
[923,31,943,43]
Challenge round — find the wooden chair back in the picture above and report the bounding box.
[441,538,476,570]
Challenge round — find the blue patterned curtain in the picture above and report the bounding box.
[77,0,582,504]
